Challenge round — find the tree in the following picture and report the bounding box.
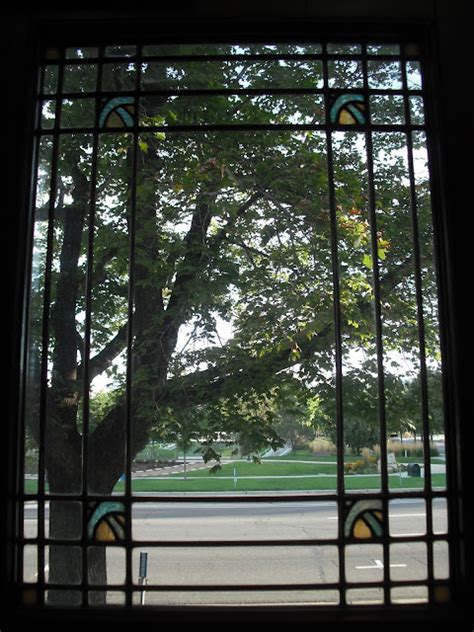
[26,45,441,602]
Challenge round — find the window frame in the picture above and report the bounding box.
[4,6,471,627]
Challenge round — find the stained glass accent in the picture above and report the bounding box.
[88,501,126,542]
[99,96,135,128]
[330,94,365,124]
[344,499,384,539]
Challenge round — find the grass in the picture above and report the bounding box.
[23,452,446,495]
[112,472,446,493]
[23,473,446,495]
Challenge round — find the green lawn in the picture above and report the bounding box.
[113,472,446,493]
[23,455,445,495]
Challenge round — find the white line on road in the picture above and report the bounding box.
[355,559,407,570]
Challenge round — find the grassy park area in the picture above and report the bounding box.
[24,449,446,494]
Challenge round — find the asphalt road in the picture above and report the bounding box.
[23,498,449,606]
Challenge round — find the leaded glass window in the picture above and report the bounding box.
[19,40,450,609]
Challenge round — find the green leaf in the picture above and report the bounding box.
[362,253,373,269]
[138,139,149,153]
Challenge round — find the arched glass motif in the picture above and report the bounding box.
[99,96,135,128]
[330,94,366,124]
[344,499,384,539]
[88,501,126,542]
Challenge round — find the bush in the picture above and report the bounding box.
[344,458,377,475]
[308,437,337,456]
[361,447,377,465]
[385,442,439,458]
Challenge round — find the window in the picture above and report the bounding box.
[7,13,468,624]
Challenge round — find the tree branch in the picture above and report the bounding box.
[77,323,129,385]
[156,253,416,409]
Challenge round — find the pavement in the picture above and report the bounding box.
[23,498,448,606]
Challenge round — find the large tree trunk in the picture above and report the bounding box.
[42,138,216,604]
[46,428,115,605]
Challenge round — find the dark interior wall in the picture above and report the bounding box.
[3,2,472,627]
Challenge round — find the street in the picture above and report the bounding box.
[23,498,449,605]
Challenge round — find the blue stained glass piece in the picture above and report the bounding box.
[99,96,135,127]
[88,500,126,539]
[330,93,365,124]
[344,498,383,537]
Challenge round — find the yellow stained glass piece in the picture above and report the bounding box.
[353,518,372,539]
[95,520,115,542]
[106,111,124,128]
[339,109,356,125]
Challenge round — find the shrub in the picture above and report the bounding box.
[308,437,337,456]
[386,441,439,458]
[344,458,377,475]
[361,447,377,464]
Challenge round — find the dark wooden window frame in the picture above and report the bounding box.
[4,6,472,628]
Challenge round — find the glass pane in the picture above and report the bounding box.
[101,63,137,91]
[23,545,38,583]
[105,45,137,57]
[406,61,423,90]
[433,540,449,579]
[24,502,38,539]
[44,133,94,498]
[367,44,400,56]
[141,59,324,90]
[131,130,335,496]
[368,61,403,90]
[89,133,132,495]
[371,132,421,489]
[327,60,364,88]
[66,47,99,59]
[60,99,96,128]
[89,591,126,605]
[327,43,362,55]
[409,96,425,124]
[46,501,82,540]
[24,136,53,495]
[63,64,98,93]
[389,499,426,537]
[132,588,339,606]
[370,95,405,124]
[346,587,384,604]
[132,501,338,541]
[391,585,428,604]
[331,132,380,492]
[139,94,325,126]
[46,546,82,605]
[345,544,384,583]
[41,65,59,94]
[132,544,339,586]
[389,542,427,580]
[88,547,126,584]
[432,497,448,534]
[40,100,57,129]
[412,131,446,491]
[143,43,323,56]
